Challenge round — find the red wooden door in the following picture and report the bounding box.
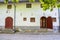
[47,17,53,29]
[5,17,13,29]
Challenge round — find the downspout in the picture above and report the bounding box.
[14,2,16,30]
[58,8,60,32]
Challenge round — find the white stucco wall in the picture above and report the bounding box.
[0,3,59,30]
[16,3,59,26]
[0,3,14,29]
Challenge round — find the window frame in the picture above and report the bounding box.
[30,17,35,22]
[23,17,27,21]
[7,4,12,9]
[26,3,32,8]
[52,18,56,22]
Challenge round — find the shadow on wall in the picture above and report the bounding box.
[59,26,60,32]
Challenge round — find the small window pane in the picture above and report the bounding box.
[7,4,12,9]
[26,4,31,8]
[30,18,35,22]
[52,18,56,22]
[23,18,27,21]
[40,4,43,8]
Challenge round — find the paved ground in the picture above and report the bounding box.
[0,34,60,40]
[0,29,60,40]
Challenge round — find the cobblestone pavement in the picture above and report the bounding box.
[0,29,60,40]
[0,34,60,40]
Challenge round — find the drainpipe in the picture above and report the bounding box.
[58,8,60,32]
[14,2,16,30]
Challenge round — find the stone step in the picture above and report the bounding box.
[22,28,48,32]
[1,29,14,34]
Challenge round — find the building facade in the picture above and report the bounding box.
[0,1,59,32]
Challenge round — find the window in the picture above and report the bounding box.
[26,4,31,8]
[30,18,35,22]
[23,18,27,21]
[7,4,12,9]
[40,4,43,8]
[52,18,56,22]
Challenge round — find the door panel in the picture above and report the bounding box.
[40,17,46,28]
[5,17,13,29]
[47,17,53,29]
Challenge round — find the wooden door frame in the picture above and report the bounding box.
[40,16,47,28]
